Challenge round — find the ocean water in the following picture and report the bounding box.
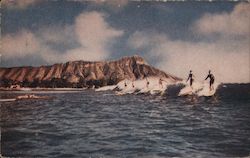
[1,84,250,157]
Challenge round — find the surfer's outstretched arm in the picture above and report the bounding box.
[205,75,209,80]
[186,76,190,82]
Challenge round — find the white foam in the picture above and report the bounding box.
[178,81,220,97]
[116,79,137,95]
[116,77,175,95]
[197,82,220,97]
[95,85,117,91]
[178,81,203,96]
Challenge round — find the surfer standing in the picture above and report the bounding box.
[146,78,150,88]
[205,70,215,91]
[159,78,163,88]
[124,80,127,87]
[187,70,194,88]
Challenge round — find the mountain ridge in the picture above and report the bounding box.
[0,55,182,88]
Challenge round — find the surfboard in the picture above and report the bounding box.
[200,89,216,97]
[0,98,16,102]
[178,86,196,96]
[197,85,217,97]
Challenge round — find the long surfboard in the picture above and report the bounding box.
[0,98,16,102]
[198,89,216,97]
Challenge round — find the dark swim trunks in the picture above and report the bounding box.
[190,78,193,86]
[210,79,214,86]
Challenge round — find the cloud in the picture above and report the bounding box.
[2,0,129,10]
[1,11,124,65]
[38,25,76,46]
[128,3,250,83]
[2,0,41,9]
[70,11,124,61]
[128,31,249,83]
[193,2,250,36]
[1,30,41,59]
[92,0,129,8]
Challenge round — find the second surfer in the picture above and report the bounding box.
[205,70,215,91]
[187,70,194,88]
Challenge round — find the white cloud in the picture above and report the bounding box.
[2,0,41,9]
[193,2,250,36]
[1,11,124,64]
[69,11,123,61]
[38,25,76,45]
[128,3,250,83]
[1,30,41,59]
[128,31,249,83]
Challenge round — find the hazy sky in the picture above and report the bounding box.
[1,0,249,83]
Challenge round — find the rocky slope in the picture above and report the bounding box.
[0,55,181,88]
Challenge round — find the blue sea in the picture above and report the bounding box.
[1,84,250,157]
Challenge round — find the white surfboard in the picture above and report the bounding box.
[0,98,16,102]
[198,88,216,97]
[178,86,196,96]
[197,82,219,97]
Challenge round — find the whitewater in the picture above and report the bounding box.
[96,77,221,97]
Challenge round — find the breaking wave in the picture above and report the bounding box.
[95,77,250,100]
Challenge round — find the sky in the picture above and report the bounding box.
[1,0,250,83]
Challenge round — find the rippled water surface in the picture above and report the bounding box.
[1,84,250,157]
